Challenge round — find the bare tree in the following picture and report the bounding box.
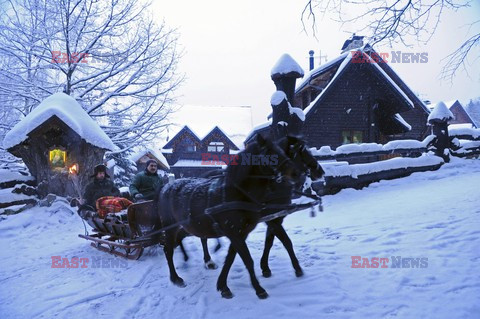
[302,0,479,81]
[0,0,183,149]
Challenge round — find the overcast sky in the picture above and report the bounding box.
[153,0,480,126]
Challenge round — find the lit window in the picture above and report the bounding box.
[49,149,66,168]
[341,131,363,144]
[208,142,224,152]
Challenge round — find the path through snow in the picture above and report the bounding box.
[0,158,479,318]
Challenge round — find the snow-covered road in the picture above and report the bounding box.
[1,157,479,319]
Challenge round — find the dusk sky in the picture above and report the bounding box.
[154,0,480,126]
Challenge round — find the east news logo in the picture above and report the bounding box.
[351,256,428,268]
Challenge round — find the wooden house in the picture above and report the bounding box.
[162,125,239,178]
[3,93,115,198]
[246,43,431,150]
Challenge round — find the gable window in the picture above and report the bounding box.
[178,136,196,152]
[49,148,66,168]
[184,145,196,152]
[208,141,224,152]
[341,131,363,144]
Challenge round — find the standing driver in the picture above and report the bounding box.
[129,159,165,201]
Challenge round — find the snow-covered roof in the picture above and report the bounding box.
[296,52,349,92]
[299,46,421,115]
[445,100,458,109]
[428,101,455,123]
[163,105,253,149]
[304,52,353,115]
[394,113,412,131]
[3,93,115,151]
[130,148,170,170]
[244,119,272,143]
[367,56,414,108]
[271,54,304,78]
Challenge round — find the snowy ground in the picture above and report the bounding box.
[1,157,479,319]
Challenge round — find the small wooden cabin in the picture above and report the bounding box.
[3,93,115,198]
[130,148,170,172]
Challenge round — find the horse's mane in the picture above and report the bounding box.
[224,141,260,189]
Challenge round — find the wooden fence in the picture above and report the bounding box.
[312,127,480,195]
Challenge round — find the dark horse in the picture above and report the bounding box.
[260,136,325,278]
[157,135,310,299]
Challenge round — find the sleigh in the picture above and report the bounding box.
[77,200,162,260]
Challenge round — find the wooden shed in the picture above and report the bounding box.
[3,93,116,198]
[130,148,170,172]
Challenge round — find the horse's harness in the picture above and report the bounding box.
[130,142,322,241]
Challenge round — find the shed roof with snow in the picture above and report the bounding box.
[3,92,115,151]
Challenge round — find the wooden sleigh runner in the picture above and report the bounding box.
[76,190,322,261]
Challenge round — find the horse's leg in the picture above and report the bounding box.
[163,229,186,287]
[267,219,304,277]
[229,234,268,299]
[178,240,189,262]
[214,238,222,252]
[216,243,237,299]
[201,238,217,269]
[260,225,275,277]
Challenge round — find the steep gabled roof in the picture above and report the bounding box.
[296,52,349,93]
[298,45,430,117]
[162,125,201,149]
[3,92,115,150]
[448,100,477,127]
[202,126,239,150]
[162,105,253,149]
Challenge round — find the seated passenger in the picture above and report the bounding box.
[129,160,165,201]
[83,164,132,217]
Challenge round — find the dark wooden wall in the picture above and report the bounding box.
[301,63,428,149]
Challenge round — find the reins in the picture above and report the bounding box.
[128,197,321,244]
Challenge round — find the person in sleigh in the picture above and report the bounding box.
[82,164,132,218]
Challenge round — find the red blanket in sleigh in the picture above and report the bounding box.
[96,196,133,218]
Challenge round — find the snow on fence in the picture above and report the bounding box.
[449,127,480,158]
[309,127,479,195]
[310,135,435,161]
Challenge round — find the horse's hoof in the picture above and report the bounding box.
[262,269,272,278]
[205,260,218,270]
[220,288,233,299]
[172,277,186,288]
[257,290,269,299]
[295,268,304,277]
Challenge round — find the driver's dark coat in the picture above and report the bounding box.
[84,178,120,208]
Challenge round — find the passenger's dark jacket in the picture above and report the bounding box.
[129,171,164,200]
[84,178,120,208]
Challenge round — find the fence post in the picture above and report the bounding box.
[427,101,454,162]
